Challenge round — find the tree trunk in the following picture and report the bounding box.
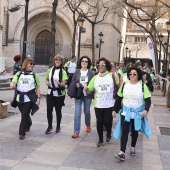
[166,84,170,108]
[50,0,58,66]
[72,11,76,57]
[91,23,95,62]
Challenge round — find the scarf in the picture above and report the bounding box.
[98,71,108,77]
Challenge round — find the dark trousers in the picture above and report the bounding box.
[67,73,74,88]
[120,115,138,153]
[46,95,65,128]
[17,102,33,136]
[95,107,113,141]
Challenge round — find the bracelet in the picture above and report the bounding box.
[38,97,41,99]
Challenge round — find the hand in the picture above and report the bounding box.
[36,98,40,105]
[46,81,49,86]
[76,83,80,88]
[141,110,148,117]
[112,111,116,118]
[10,82,16,89]
[83,86,88,92]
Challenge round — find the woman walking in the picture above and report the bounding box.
[71,56,94,138]
[10,57,40,140]
[84,58,115,147]
[112,67,152,161]
[45,54,68,134]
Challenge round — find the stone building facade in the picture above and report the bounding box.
[0,0,124,68]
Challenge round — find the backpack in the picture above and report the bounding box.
[112,72,123,99]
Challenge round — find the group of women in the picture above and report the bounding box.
[10,54,152,162]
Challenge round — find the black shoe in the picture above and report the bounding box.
[130,148,136,156]
[115,152,125,161]
[31,104,39,116]
[19,135,25,140]
[96,141,103,147]
[106,136,112,142]
[45,127,53,134]
[55,127,60,133]
[25,128,30,132]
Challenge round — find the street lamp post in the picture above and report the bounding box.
[166,19,170,75]
[118,40,123,63]
[98,32,104,60]
[158,33,164,72]
[9,1,29,62]
[128,50,131,63]
[77,17,85,63]
[22,0,30,62]
[125,47,128,66]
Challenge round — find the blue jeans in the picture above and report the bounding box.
[74,96,92,133]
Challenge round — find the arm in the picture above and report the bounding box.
[36,85,41,105]
[141,97,151,117]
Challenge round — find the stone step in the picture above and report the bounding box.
[0,82,10,88]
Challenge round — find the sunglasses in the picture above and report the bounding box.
[30,63,35,66]
[55,58,62,62]
[97,64,106,68]
[81,60,88,63]
[129,73,137,76]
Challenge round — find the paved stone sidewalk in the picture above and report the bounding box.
[0,74,170,170]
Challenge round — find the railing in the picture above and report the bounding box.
[155,74,170,107]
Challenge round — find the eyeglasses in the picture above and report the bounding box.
[81,60,88,63]
[129,73,137,76]
[97,64,106,68]
[30,63,35,66]
[55,58,62,62]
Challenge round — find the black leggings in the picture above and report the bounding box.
[46,95,65,128]
[17,102,33,136]
[120,115,138,153]
[95,107,113,141]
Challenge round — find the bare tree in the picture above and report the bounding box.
[50,0,58,66]
[76,0,110,62]
[64,0,84,56]
[111,0,170,73]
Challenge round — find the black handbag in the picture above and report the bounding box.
[11,97,17,108]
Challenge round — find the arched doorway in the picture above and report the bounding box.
[35,30,51,65]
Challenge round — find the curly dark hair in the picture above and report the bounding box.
[78,56,92,69]
[127,66,143,80]
[97,57,112,71]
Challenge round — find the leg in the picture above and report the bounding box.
[74,98,83,133]
[95,108,104,142]
[103,107,113,137]
[46,95,54,128]
[54,96,65,130]
[18,102,33,136]
[83,97,92,127]
[120,115,131,153]
[131,119,138,147]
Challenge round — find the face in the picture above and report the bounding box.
[81,58,88,68]
[119,63,124,67]
[97,60,107,73]
[54,58,62,67]
[71,57,76,62]
[129,69,138,81]
[27,62,35,71]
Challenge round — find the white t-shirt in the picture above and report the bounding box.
[17,74,35,102]
[118,81,151,119]
[80,69,88,96]
[88,73,115,108]
[68,61,76,74]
